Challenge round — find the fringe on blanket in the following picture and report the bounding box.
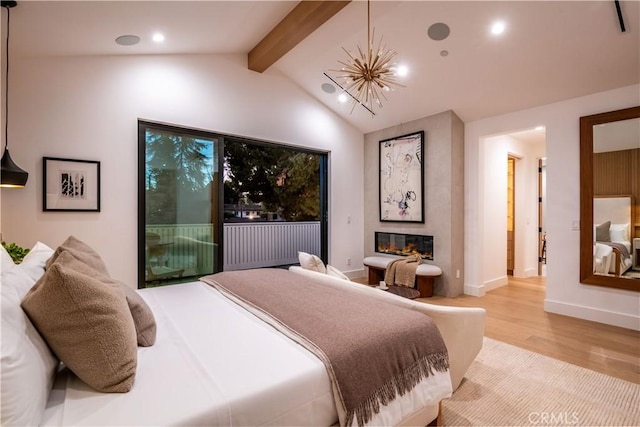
[346,351,450,426]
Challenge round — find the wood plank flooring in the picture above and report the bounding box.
[355,275,639,383]
[424,276,640,384]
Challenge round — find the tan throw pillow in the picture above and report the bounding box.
[595,221,611,242]
[49,251,156,347]
[298,251,326,274]
[119,285,157,347]
[21,262,137,393]
[46,235,109,275]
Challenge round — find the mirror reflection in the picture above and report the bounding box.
[592,117,640,279]
[580,106,640,292]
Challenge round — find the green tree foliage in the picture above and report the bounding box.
[224,142,320,221]
[276,153,320,221]
[145,130,213,224]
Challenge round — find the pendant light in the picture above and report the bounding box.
[1,0,28,188]
[330,0,404,115]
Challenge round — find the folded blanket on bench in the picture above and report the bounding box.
[384,254,422,287]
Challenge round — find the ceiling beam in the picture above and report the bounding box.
[248,1,351,73]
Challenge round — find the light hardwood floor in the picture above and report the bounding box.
[420,275,640,384]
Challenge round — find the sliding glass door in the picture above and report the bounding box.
[138,121,222,288]
[138,121,328,288]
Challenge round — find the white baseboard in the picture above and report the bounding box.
[484,275,508,292]
[464,283,484,296]
[464,275,508,296]
[544,299,640,331]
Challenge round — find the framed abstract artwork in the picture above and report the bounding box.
[43,157,101,212]
[379,131,424,223]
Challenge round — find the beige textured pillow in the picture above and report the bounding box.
[119,285,157,347]
[49,251,156,347]
[298,251,326,274]
[21,262,137,393]
[46,235,109,275]
[595,221,611,242]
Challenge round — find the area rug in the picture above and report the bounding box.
[442,337,640,426]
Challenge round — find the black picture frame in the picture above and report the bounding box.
[43,157,101,212]
[379,131,424,223]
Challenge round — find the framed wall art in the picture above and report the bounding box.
[379,131,424,223]
[43,157,101,212]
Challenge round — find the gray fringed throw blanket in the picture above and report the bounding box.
[599,241,631,261]
[384,254,422,287]
[201,269,449,427]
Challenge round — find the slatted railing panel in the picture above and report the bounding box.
[223,222,321,271]
[146,224,215,276]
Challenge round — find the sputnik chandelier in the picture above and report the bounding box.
[330,0,404,115]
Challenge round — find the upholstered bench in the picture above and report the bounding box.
[363,256,442,297]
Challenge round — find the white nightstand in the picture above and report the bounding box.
[633,238,640,271]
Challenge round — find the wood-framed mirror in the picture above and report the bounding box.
[580,106,640,291]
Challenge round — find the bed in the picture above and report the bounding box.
[594,196,634,275]
[2,237,484,427]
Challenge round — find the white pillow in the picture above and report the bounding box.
[1,244,15,273]
[11,242,56,298]
[1,242,58,427]
[327,264,350,281]
[609,223,629,243]
[298,251,326,274]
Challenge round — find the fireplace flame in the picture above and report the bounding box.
[376,232,433,260]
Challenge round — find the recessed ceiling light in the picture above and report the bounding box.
[152,33,165,43]
[491,21,506,35]
[395,65,408,77]
[440,50,449,57]
[115,35,140,46]
[338,93,348,104]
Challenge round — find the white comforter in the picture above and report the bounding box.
[42,282,336,426]
[41,279,450,426]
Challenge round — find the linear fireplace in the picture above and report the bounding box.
[375,232,433,260]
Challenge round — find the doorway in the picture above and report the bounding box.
[538,158,547,276]
[507,156,516,275]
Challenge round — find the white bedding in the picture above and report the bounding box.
[40,280,449,426]
[42,281,337,426]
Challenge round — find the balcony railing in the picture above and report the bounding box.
[223,222,321,270]
[145,221,321,280]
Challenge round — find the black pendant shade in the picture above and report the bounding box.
[1,148,28,187]
[1,0,28,188]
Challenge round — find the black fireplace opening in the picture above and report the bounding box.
[375,232,433,260]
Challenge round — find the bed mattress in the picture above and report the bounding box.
[41,281,337,426]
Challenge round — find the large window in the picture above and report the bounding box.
[223,138,327,271]
[138,122,222,288]
[138,122,328,287]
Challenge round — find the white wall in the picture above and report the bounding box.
[465,84,640,330]
[0,53,365,286]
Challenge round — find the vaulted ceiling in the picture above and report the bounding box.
[7,1,640,134]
